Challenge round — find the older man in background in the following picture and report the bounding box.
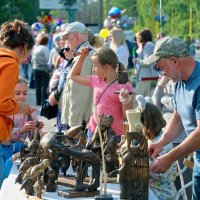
[57,21,94,130]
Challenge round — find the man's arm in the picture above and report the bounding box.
[150,120,200,174]
[166,120,200,162]
[158,110,184,148]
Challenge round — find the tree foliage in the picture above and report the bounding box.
[0,0,40,25]
[0,0,200,39]
[134,0,200,39]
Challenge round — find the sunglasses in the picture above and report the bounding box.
[153,64,162,72]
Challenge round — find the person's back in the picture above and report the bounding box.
[31,33,50,105]
[31,33,50,72]
[109,27,129,69]
[133,28,159,97]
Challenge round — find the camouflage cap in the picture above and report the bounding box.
[144,36,189,65]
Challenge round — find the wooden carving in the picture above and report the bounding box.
[113,131,149,200]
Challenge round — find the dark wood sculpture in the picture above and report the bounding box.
[16,124,101,196]
[20,159,50,195]
[87,114,117,174]
[20,127,40,163]
[33,176,45,198]
[111,131,149,200]
[40,132,101,192]
[117,71,129,84]
[16,156,39,184]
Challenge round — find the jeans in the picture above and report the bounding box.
[192,151,200,200]
[35,70,49,105]
[56,109,69,132]
[87,130,93,143]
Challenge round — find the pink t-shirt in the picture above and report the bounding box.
[87,75,134,136]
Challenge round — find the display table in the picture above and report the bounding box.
[0,160,121,200]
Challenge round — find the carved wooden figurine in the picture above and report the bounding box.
[119,131,149,200]
[111,110,149,200]
[87,114,117,174]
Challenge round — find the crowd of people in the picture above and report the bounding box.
[0,18,200,200]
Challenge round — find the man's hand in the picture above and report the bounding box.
[158,75,170,87]
[147,141,164,158]
[150,153,173,174]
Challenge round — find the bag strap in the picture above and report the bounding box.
[96,79,117,105]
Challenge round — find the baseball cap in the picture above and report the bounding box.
[144,36,189,65]
[59,21,87,37]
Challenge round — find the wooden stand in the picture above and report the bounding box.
[57,176,102,198]
[22,192,44,200]
[58,176,118,188]
[27,196,44,200]
[57,176,77,188]
[58,189,100,198]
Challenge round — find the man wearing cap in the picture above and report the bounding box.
[145,36,200,199]
[57,21,94,130]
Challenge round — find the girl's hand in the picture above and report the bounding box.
[18,102,36,115]
[76,46,91,57]
[20,121,37,133]
[119,88,132,105]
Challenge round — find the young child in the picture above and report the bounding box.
[0,79,44,188]
[136,95,177,200]
[68,47,134,142]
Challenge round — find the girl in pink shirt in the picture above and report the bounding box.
[69,47,135,142]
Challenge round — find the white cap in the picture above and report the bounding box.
[59,21,87,37]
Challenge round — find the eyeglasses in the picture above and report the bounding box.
[153,64,162,72]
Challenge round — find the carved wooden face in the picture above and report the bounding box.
[117,71,128,84]
[127,131,148,153]
[99,114,114,129]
